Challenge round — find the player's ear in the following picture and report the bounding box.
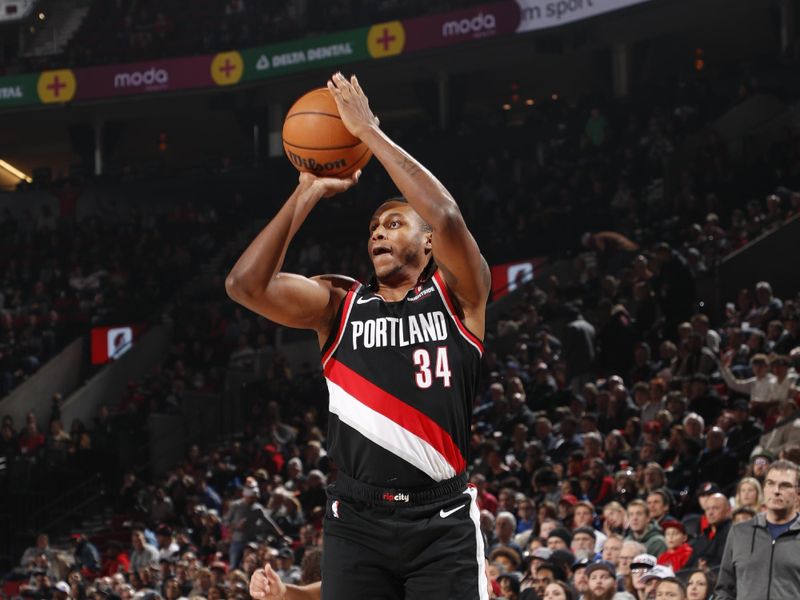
[424,232,432,251]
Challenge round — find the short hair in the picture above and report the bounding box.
[765,459,800,486]
[647,489,671,507]
[683,412,705,429]
[627,499,649,516]
[655,577,687,597]
[496,511,517,530]
[732,507,757,521]
[750,353,769,366]
[489,545,522,569]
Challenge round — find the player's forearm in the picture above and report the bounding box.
[359,125,461,229]
[226,181,321,297]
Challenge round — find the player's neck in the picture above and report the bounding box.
[374,266,427,301]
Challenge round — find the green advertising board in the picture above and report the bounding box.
[242,28,369,82]
[0,73,38,108]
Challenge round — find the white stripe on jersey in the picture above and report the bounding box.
[326,378,457,482]
[465,486,490,600]
[431,274,483,356]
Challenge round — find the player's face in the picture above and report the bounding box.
[368,202,430,279]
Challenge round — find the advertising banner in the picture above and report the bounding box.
[491,257,545,300]
[242,28,369,82]
[403,1,521,53]
[0,73,37,108]
[74,55,214,101]
[90,323,145,365]
[515,0,653,32]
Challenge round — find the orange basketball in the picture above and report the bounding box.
[282,88,372,178]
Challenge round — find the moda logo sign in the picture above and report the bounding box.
[113,67,169,90]
[442,11,497,38]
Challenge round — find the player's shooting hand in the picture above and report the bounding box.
[300,170,361,199]
[327,72,380,139]
[249,563,287,600]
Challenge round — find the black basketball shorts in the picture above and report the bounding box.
[321,472,489,600]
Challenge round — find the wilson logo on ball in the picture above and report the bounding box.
[285,150,346,173]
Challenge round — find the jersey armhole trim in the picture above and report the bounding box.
[321,282,359,367]
[431,270,484,356]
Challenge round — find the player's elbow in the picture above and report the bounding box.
[225,272,250,303]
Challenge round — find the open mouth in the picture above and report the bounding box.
[372,246,392,256]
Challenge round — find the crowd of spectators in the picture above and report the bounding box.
[3,53,800,600]
[3,0,489,73]
[4,152,800,600]
[0,198,223,397]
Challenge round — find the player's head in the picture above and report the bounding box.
[368,197,433,285]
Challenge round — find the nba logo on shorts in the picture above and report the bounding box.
[332,500,340,519]
[108,327,133,360]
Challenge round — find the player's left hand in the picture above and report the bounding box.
[327,72,380,139]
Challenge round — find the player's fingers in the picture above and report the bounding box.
[333,72,353,96]
[249,570,267,598]
[351,75,364,96]
[264,563,281,585]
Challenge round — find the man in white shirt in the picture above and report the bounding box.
[720,353,775,404]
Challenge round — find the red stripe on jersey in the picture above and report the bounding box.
[324,357,466,474]
[321,285,358,367]
[432,270,484,355]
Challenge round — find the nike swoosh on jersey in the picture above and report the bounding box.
[439,503,467,518]
[356,296,382,305]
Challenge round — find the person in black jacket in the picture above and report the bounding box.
[695,428,739,493]
[652,243,695,337]
[685,493,731,569]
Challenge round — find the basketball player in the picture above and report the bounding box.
[226,72,490,599]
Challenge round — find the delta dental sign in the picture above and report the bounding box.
[0,73,35,107]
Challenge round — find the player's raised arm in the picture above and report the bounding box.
[327,73,490,322]
[225,171,359,335]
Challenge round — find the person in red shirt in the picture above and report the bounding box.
[657,520,693,573]
[470,473,498,514]
[17,412,45,456]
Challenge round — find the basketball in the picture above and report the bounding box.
[282,87,372,178]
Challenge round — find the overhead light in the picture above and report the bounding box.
[0,159,33,183]
[525,99,535,106]
[551,93,559,101]
[38,11,46,20]
[502,104,511,111]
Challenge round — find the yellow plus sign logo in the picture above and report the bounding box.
[368,21,405,58]
[211,51,244,86]
[37,69,76,103]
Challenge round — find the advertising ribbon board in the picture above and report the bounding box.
[0,73,38,108]
[242,28,369,82]
[402,1,521,53]
[515,0,654,32]
[73,55,215,101]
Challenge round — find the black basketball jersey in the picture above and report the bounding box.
[320,269,482,488]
